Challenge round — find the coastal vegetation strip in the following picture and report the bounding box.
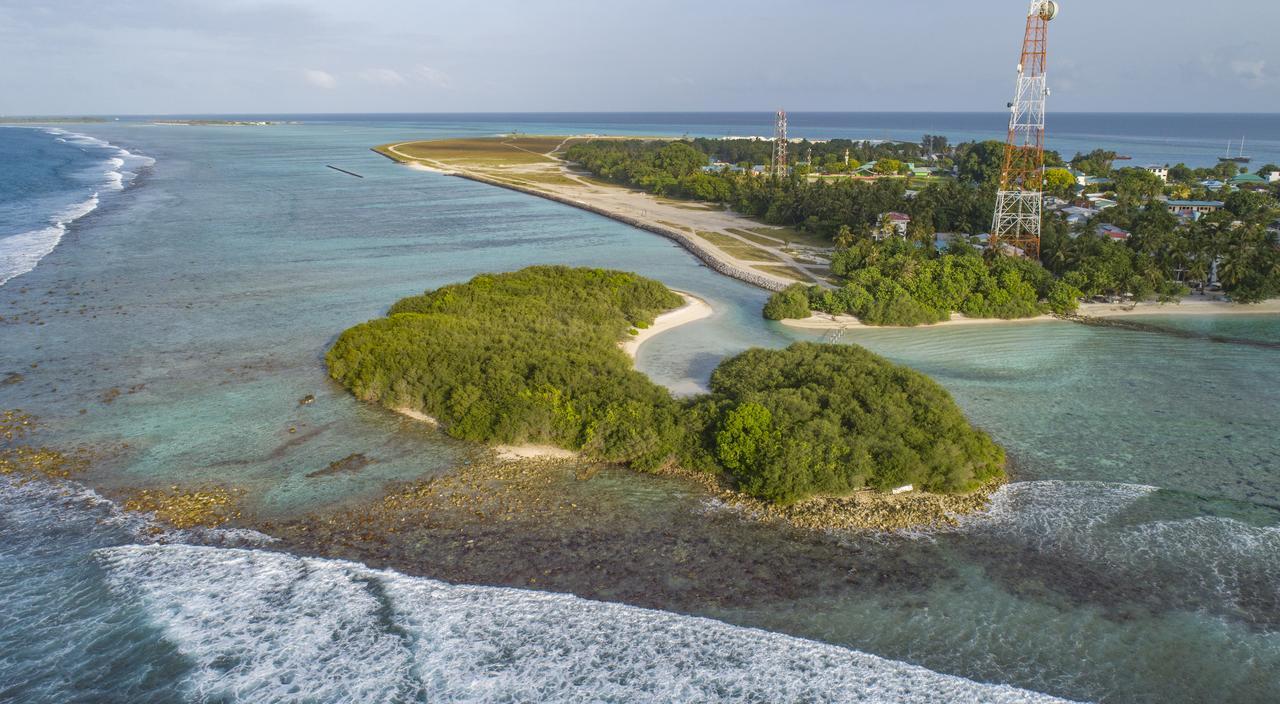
[326,266,1005,508]
[764,238,1083,326]
[383,133,1278,325]
[564,137,1280,321]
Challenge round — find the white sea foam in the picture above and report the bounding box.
[96,544,1074,703]
[0,474,276,548]
[0,193,98,287]
[1,128,154,287]
[950,481,1280,612]
[953,481,1159,540]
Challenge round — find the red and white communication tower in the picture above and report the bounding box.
[772,109,789,177]
[991,1,1059,259]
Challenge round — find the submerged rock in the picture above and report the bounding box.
[306,453,373,479]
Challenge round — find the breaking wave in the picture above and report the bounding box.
[0,128,154,287]
[95,544,1074,703]
[0,473,275,548]
[0,193,98,287]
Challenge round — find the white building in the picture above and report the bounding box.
[1268,171,1280,183]
[1144,165,1169,183]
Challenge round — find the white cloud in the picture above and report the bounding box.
[358,68,406,86]
[414,66,452,89]
[303,69,336,89]
[1229,59,1268,82]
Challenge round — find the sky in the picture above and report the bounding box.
[2,0,1277,115]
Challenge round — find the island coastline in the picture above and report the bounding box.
[620,291,713,358]
[378,137,1279,327]
[375,138,802,293]
[782,296,1280,331]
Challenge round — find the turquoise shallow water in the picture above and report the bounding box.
[2,118,1279,703]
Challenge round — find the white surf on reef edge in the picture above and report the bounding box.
[95,543,1077,703]
[0,128,155,287]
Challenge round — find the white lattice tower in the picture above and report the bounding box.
[991,1,1059,259]
[772,109,788,177]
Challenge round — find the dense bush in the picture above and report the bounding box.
[566,139,987,237]
[329,267,1005,503]
[762,284,812,321]
[328,266,687,470]
[764,239,1079,325]
[692,343,1005,502]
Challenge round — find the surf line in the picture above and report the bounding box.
[326,165,364,178]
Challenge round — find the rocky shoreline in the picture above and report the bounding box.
[253,451,1003,611]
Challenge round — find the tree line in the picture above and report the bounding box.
[567,138,1280,309]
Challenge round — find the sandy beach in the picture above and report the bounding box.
[781,311,1055,331]
[782,297,1280,331]
[394,405,577,461]
[1077,297,1280,318]
[621,292,713,358]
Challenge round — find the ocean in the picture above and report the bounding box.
[1,115,1278,703]
[0,127,152,287]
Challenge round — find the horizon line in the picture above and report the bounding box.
[6,110,1280,118]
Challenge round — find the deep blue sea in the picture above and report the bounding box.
[112,111,1280,166]
[0,127,152,286]
[2,115,1279,703]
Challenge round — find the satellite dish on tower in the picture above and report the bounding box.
[1037,1,1060,21]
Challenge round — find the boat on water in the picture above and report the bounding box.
[1218,137,1251,164]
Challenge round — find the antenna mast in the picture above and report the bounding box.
[991,1,1059,260]
[772,109,789,177]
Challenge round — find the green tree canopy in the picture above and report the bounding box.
[329,267,1007,504]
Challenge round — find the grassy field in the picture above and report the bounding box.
[502,171,581,187]
[656,197,721,211]
[737,225,831,250]
[757,264,813,281]
[696,232,783,263]
[377,137,578,167]
[725,228,784,247]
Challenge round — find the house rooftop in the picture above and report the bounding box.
[1231,172,1267,184]
[1097,223,1130,240]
